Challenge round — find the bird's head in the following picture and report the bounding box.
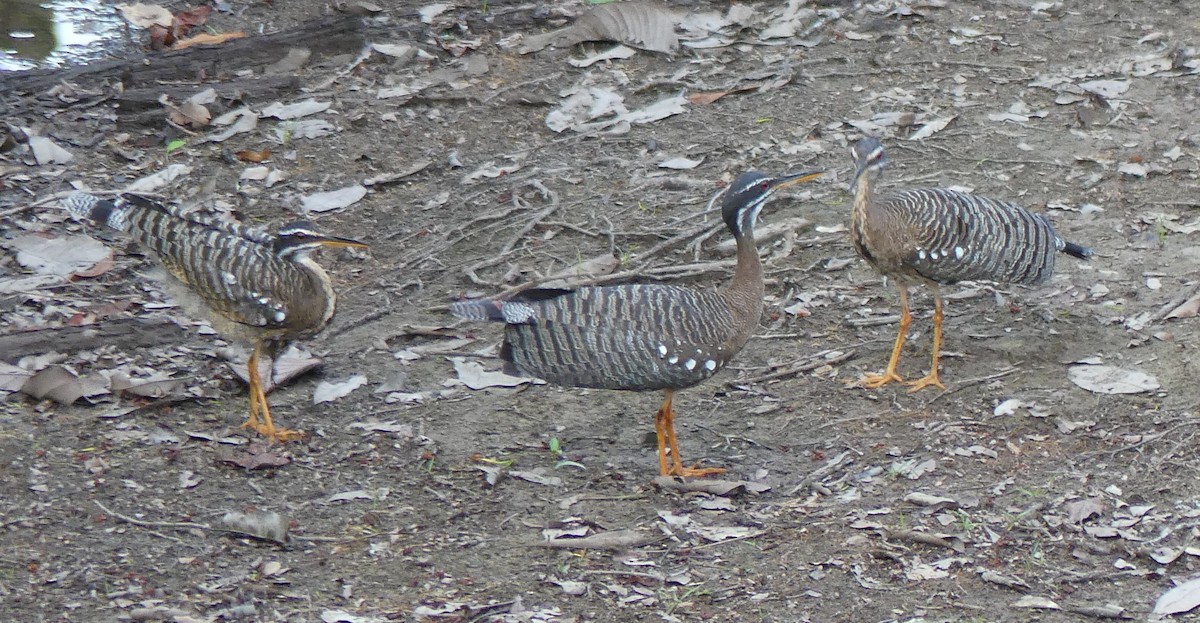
[850,137,886,188]
[721,170,823,237]
[273,221,368,259]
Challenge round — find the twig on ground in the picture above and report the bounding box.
[1152,282,1200,321]
[785,450,852,496]
[731,349,857,386]
[925,366,1020,404]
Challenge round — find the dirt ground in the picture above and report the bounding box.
[3,0,1200,621]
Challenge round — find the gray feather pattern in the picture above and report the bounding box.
[464,284,741,391]
[887,188,1066,285]
[66,192,331,336]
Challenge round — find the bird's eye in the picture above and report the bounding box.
[758,180,771,191]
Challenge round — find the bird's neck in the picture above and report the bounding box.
[294,254,339,332]
[723,229,765,342]
[850,171,876,256]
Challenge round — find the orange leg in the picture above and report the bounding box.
[241,342,304,442]
[862,285,910,388]
[655,390,725,478]
[654,392,671,476]
[905,285,946,393]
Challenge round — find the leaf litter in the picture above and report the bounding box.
[8,0,1200,620]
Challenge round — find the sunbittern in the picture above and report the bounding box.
[848,137,1092,392]
[451,170,822,477]
[64,192,367,441]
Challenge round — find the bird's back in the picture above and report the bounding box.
[454,284,741,391]
[65,193,326,338]
[875,188,1074,286]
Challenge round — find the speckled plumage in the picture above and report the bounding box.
[65,192,365,441]
[452,170,823,476]
[847,138,1092,391]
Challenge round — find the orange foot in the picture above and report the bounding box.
[905,373,946,393]
[665,463,726,478]
[861,371,905,389]
[241,416,305,443]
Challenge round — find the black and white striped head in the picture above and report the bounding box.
[850,138,886,187]
[721,170,823,237]
[273,221,367,259]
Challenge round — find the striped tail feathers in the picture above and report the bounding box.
[1061,240,1093,259]
[64,192,130,232]
[450,288,574,325]
[450,299,507,322]
[450,298,542,324]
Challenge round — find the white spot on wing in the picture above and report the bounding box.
[704,360,717,371]
[658,344,668,357]
[917,249,927,260]
[501,302,537,323]
[684,359,696,370]
[954,246,965,259]
[668,355,679,365]
[222,271,237,285]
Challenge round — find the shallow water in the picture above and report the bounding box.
[0,0,128,71]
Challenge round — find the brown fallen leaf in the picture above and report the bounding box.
[686,91,731,105]
[217,444,291,470]
[70,256,114,279]
[173,31,246,50]
[1166,295,1200,319]
[167,100,211,128]
[172,5,210,32]
[148,23,174,50]
[234,148,271,163]
[22,365,88,404]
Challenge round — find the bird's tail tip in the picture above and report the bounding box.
[63,192,124,231]
[450,299,506,322]
[1062,240,1093,259]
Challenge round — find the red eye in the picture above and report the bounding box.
[758,180,771,191]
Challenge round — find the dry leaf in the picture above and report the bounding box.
[172,5,211,31]
[658,156,703,170]
[907,115,956,141]
[1068,365,1159,394]
[220,509,289,543]
[537,529,659,550]
[12,234,111,277]
[218,444,291,470]
[312,375,367,404]
[568,44,638,68]
[653,477,771,496]
[260,99,331,120]
[173,31,245,50]
[1154,576,1200,615]
[0,362,33,394]
[301,185,367,213]
[206,110,257,143]
[1166,295,1200,319]
[573,1,679,53]
[686,91,730,105]
[28,136,74,164]
[125,164,192,193]
[168,99,211,128]
[22,365,89,404]
[117,2,173,28]
[449,357,535,390]
[1064,498,1105,524]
